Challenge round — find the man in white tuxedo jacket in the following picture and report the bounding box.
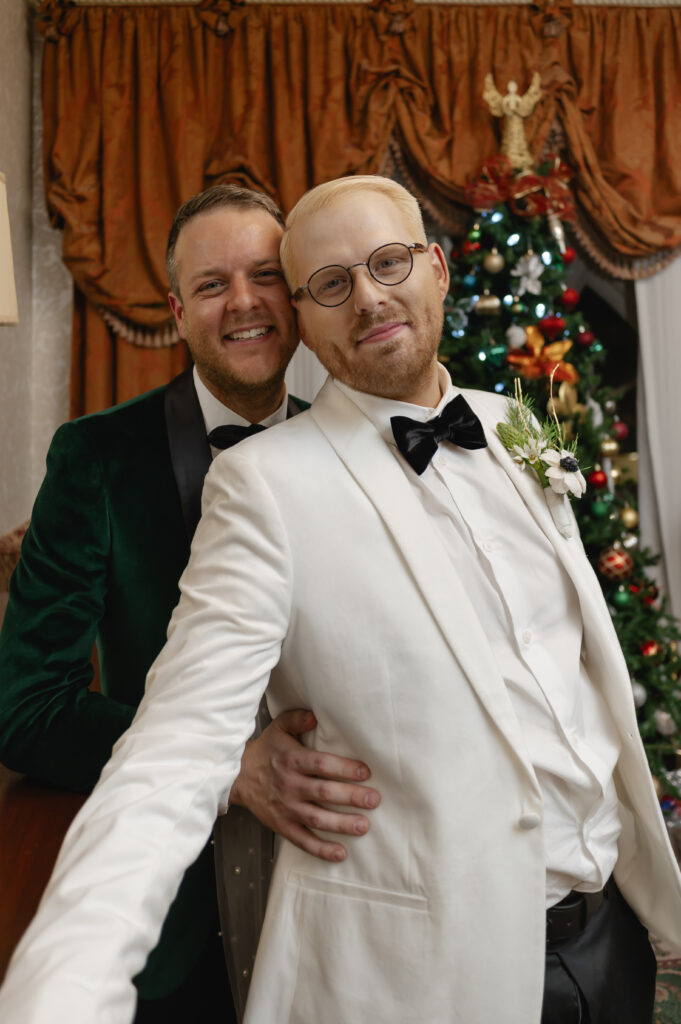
[2,175,681,1024]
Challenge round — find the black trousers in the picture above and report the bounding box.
[133,929,236,1024]
[542,881,657,1024]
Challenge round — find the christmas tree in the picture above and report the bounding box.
[439,145,681,800]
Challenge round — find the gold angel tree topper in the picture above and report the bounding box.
[482,72,542,172]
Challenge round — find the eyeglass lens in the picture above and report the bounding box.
[309,243,415,307]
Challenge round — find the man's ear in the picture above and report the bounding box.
[427,243,450,299]
[168,292,186,339]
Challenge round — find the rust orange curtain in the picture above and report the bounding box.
[69,288,190,418]
[38,1,681,414]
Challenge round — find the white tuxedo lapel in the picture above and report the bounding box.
[310,380,538,786]
[466,390,638,734]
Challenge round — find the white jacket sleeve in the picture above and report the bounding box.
[0,451,292,1023]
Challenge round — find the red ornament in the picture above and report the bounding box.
[560,287,580,310]
[597,545,634,581]
[640,640,661,658]
[538,315,566,341]
[612,420,629,441]
[588,469,608,489]
[577,329,595,347]
[562,246,577,264]
[462,240,481,255]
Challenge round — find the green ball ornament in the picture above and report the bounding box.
[468,225,481,242]
[613,587,631,608]
[591,499,610,519]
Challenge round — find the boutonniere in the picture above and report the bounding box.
[496,378,586,537]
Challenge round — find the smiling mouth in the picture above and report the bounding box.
[224,326,271,342]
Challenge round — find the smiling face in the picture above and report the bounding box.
[289,192,449,407]
[168,206,298,417]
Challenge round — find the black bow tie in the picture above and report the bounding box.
[390,395,487,475]
[207,423,266,450]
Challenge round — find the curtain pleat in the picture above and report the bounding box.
[70,287,190,417]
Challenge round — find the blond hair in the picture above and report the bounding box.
[280,176,426,288]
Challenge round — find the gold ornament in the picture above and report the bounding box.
[474,290,501,315]
[609,467,621,484]
[619,506,639,530]
[483,248,505,274]
[546,382,587,421]
[600,436,620,458]
[652,774,664,799]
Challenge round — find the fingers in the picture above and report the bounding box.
[274,708,317,736]
[290,775,380,811]
[287,802,371,838]
[276,736,373,784]
[271,709,373,783]
[277,822,348,863]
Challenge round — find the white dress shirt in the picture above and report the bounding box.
[337,366,622,907]
[193,365,289,459]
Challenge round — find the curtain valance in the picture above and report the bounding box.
[38,0,681,337]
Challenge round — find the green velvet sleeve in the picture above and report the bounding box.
[0,422,135,792]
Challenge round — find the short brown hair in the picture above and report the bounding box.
[166,184,285,297]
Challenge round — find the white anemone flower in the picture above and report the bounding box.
[541,448,587,497]
[512,438,547,469]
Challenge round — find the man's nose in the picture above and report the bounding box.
[351,266,386,314]
[226,275,259,312]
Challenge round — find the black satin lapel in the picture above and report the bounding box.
[164,368,211,541]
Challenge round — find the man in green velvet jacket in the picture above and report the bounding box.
[0,185,380,1023]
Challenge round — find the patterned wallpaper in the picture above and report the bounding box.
[28,33,72,506]
[0,0,33,536]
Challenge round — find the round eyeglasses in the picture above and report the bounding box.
[293,242,428,308]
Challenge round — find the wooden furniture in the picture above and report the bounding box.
[0,763,85,982]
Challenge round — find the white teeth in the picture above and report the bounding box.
[226,327,269,340]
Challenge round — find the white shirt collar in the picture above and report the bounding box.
[192,365,289,435]
[334,363,458,446]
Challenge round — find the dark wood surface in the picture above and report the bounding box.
[0,762,85,983]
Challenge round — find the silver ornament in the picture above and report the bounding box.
[547,212,566,254]
[632,681,647,708]
[654,709,677,736]
[505,324,526,349]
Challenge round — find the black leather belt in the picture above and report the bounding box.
[546,878,613,945]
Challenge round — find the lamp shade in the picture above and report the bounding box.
[0,173,18,325]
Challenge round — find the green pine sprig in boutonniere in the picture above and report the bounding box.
[497,377,586,499]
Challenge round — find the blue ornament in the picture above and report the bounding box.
[463,274,477,288]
